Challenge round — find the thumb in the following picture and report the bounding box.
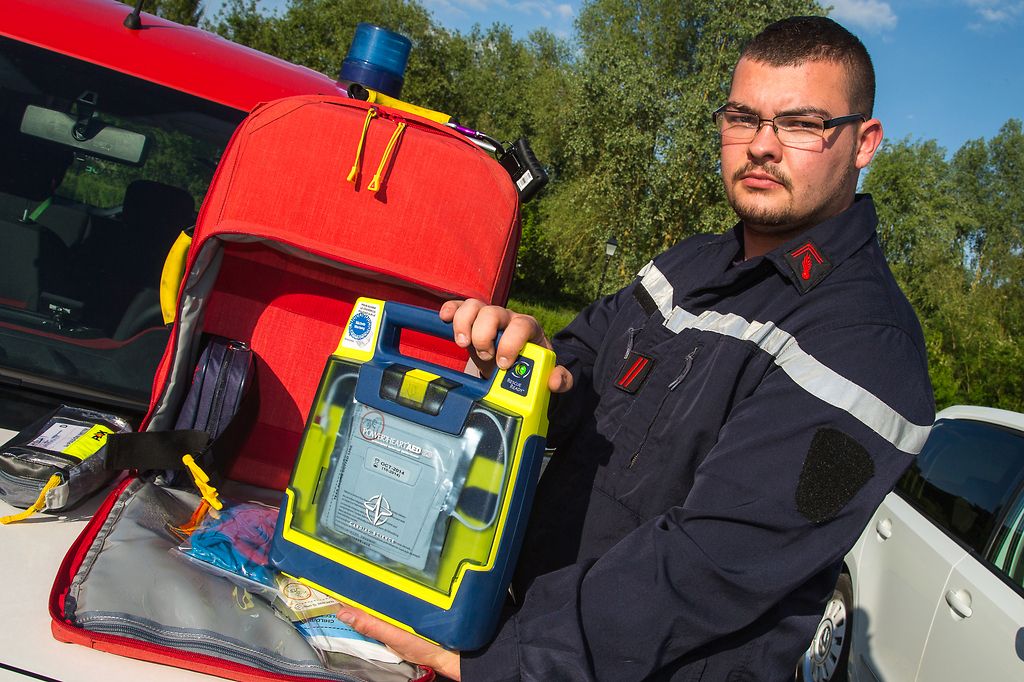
[549,366,573,393]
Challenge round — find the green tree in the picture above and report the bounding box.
[947,120,1024,410]
[863,125,1024,412]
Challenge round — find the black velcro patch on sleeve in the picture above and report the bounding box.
[795,428,874,524]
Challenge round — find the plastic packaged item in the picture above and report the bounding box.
[175,500,279,596]
[297,615,402,664]
[271,298,555,649]
[0,405,131,522]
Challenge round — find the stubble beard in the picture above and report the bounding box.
[726,155,858,235]
[727,162,797,232]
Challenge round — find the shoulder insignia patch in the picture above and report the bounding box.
[785,239,831,293]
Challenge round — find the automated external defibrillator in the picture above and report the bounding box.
[270,298,554,649]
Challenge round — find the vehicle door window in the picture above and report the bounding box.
[0,35,243,412]
[896,419,1024,554]
[991,490,1024,587]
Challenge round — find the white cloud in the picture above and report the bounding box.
[965,0,1024,26]
[509,1,562,20]
[829,0,899,32]
[555,4,574,19]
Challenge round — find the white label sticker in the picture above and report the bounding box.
[340,301,381,352]
[28,423,89,452]
[516,169,534,191]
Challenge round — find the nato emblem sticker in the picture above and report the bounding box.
[341,301,381,352]
[500,356,534,396]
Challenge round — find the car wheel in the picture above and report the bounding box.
[797,572,852,682]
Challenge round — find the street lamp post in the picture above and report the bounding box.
[596,236,618,299]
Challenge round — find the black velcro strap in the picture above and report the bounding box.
[633,282,659,317]
[105,429,211,471]
[105,336,258,483]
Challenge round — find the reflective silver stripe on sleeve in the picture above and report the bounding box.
[665,306,931,455]
[636,261,675,320]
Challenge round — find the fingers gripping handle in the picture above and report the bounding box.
[376,301,506,392]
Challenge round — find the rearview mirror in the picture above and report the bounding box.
[20,105,148,165]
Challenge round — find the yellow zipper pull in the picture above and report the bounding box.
[0,474,61,524]
[347,107,378,184]
[182,453,223,511]
[368,121,406,193]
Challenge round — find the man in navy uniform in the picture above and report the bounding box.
[339,16,935,681]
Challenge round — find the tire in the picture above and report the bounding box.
[797,572,853,682]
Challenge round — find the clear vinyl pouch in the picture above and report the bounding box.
[0,405,131,517]
[310,362,516,585]
[66,478,425,682]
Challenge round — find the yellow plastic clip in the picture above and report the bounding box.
[182,454,223,511]
[368,121,406,193]
[347,107,378,183]
[0,474,61,524]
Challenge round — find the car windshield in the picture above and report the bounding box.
[0,35,244,412]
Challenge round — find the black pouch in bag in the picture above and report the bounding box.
[0,405,131,521]
[104,335,257,485]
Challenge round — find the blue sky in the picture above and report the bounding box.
[206,0,1024,156]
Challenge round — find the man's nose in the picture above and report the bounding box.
[747,121,783,162]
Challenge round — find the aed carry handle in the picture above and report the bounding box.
[353,301,519,436]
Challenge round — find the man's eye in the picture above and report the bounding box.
[725,113,758,127]
[780,117,822,131]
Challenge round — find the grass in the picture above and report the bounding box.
[507,296,580,340]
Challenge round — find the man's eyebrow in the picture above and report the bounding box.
[776,105,831,118]
[724,101,757,114]
[724,102,832,118]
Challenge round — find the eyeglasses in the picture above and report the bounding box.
[712,105,865,149]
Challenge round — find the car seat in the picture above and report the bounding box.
[0,120,74,314]
[71,179,195,338]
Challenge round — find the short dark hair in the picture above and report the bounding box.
[739,16,875,117]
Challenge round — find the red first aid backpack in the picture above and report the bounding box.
[48,95,521,682]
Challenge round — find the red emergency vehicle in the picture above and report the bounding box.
[0,0,345,426]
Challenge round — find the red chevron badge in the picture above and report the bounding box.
[785,240,831,292]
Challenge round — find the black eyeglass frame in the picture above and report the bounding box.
[711,105,866,138]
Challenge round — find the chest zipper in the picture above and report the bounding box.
[622,326,642,359]
[627,344,702,469]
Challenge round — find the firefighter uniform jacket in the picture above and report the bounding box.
[461,195,935,681]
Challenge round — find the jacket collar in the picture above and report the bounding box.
[743,194,879,294]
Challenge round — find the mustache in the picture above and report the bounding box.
[732,163,792,190]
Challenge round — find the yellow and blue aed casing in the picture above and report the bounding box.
[270,298,554,650]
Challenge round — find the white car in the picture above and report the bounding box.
[799,405,1024,681]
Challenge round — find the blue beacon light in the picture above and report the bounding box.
[339,23,412,99]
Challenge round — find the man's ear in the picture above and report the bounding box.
[855,118,884,170]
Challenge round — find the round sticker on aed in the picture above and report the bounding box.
[348,312,372,340]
